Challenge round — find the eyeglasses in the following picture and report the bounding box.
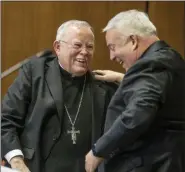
[59,40,94,53]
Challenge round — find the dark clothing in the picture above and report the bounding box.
[43,68,92,172]
[95,41,185,172]
[1,52,117,172]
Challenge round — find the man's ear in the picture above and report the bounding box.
[130,35,138,51]
[53,40,60,53]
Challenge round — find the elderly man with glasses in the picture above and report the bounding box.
[1,20,119,172]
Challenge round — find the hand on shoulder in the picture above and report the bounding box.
[93,70,124,83]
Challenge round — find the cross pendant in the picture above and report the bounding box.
[67,126,80,144]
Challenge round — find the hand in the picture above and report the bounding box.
[93,70,124,83]
[10,156,30,172]
[85,150,104,172]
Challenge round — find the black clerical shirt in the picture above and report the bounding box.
[43,67,92,172]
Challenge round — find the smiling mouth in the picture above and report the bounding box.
[75,59,88,68]
[76,59,86,63]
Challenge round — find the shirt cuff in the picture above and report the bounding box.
[92,144,98,156]
[4,149,24,163]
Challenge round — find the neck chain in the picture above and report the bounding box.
[64,75,86,144]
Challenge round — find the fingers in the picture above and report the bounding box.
[85,164,94,172]
[12,166,30,172]
[11,160,30,172]
[85,162,88,172]
[92,70,106,75]
[94,75,106,81]
[11,165,30,172]
[85,161,90,172]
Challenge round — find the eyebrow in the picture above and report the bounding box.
[87,43,94,46]
[73,41,94,45]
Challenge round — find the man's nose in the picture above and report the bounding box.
[80,47,89,54]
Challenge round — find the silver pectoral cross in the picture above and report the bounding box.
[67,126,80,144]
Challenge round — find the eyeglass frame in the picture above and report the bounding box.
[58,40,94,53]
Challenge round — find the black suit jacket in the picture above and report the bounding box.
[1,52,117,172]
[94,41,185,172]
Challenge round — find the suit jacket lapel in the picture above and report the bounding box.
[45,58,64,123]
[91,80,106,144]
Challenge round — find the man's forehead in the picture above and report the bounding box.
[106,29,124,44]
[67,25,93,34]
[106,29,122,39]
[65,26,94,40]
[72,38,94,44]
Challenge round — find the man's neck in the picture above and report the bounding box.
[58,60,86,77]
[137,35,160,59]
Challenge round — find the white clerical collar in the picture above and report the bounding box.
[58,60,64,70]
[58,60,76,78]
[58,60,88,78]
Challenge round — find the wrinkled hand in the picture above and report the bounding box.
[85,150,104,172]
[93,70,124,83]
[10,156,30,172]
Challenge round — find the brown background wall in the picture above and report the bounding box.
[1,1,185,97]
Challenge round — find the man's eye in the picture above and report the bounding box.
[109,46,115,51]
[108,44,115,51]
[73,44,81,48]
[87,45,94,50]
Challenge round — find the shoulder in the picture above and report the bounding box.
[22,50,57,71]
[146,44,184,69]
[129,48,183,76]
[27,49,56,66]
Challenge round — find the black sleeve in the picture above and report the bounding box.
[101,82,118,135]
[1,62,32,157]
[94,69,173,158]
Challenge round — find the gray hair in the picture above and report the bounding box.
[103,9,157,37]
[56,20,94,41]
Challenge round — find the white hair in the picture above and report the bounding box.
[56,20,94,41]
[103,9,157,37]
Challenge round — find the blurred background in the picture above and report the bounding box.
[1,1,185,97]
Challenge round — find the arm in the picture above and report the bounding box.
[85,68,173,172]
[93,70,124,83]
[1,62,32,171]
[94,69,173,157]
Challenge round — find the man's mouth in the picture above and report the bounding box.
[76,59,86,64]
[75,59,88,68]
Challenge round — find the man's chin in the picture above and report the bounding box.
[73,67,88,76]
